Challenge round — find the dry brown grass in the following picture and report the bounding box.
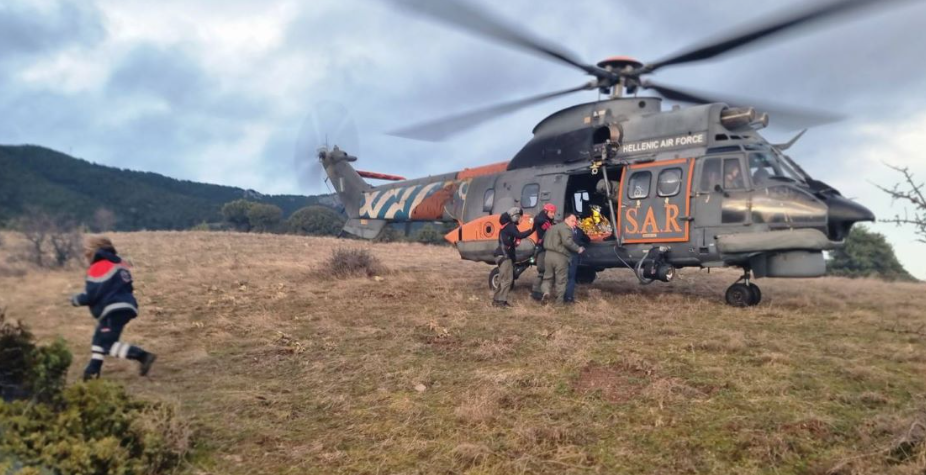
[1,230,925,474]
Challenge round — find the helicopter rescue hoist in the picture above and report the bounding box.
[306,0,901,306]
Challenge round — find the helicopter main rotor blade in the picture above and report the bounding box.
[389,0,614,81]
[388,83,592,141]
[643,80,844,129]
[642,0,909,73]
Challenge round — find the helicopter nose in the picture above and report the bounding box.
[826,194,875,241]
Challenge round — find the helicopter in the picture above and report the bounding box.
[311,0,905,306]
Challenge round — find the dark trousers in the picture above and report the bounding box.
[85,310,146,377]
[565,254,579,302]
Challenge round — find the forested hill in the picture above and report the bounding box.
[0,145,337,230]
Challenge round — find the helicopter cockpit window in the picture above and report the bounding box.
[748,152,788,185]
[723,158,746,189]
[700,158,722,192]
[657,168,683,197]
[483,188,494,212]
[627,171,651,199]
[521,183,540,208]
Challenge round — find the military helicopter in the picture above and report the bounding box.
[312,0,905,306]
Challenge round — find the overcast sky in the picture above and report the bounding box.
[2,0,925,278]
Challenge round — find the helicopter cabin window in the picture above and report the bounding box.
[483,188,494,212]
[573,191,590,215]
[657,168,683,197]
[521,183,540,208]
[627,171,651,200]
[700,158,722,192]
[723,158,746,190]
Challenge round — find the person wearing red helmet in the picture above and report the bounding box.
[530,202,557,301]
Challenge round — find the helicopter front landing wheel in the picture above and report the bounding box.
[725,270,761,307]
[725,283,753,307]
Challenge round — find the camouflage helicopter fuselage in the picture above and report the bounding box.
[320,97,873,303]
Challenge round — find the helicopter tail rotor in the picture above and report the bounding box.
[293,101,361,194]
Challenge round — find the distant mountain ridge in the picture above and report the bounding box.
[0,145,338,230]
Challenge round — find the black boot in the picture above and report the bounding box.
[139,353,157,376]
[83,372,100,382]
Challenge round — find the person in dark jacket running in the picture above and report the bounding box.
[530,203,557,301]
[493,207,533,308]
[71,237,156,380]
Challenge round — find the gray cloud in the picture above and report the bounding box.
[1,0,924,191]
[0,1,105,58]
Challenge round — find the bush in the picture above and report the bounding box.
[0,309,71,403]
[1,382,191,475]
[221,199,253,232]
[322,248,386,279]
[247,203,283,233]
[0,310,191,474]
[827,226,916,281]
[288,206,344,236]
[414,225,446,245]
[374,226,405,243]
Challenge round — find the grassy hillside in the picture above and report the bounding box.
[0,145,336,230]
[1,231,925,474]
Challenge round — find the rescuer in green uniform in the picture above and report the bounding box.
[493,207,533,308]
[541,213,585,304]
[530,203,557,301]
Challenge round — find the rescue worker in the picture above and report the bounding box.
[71,237,156,380]
[492,207,533,308]
[530,203,557,301]
[540,213,585,304]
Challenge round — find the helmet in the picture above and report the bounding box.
[507,206,523,217]
[543,203,556,213]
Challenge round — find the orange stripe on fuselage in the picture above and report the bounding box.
[456,161,509,180]
[445,213,537,245]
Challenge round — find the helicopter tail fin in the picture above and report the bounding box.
[319,146,372,220]
[319,147,395,240]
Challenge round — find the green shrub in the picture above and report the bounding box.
[414,225,446,245]
[288,206,344,236]
[827,226,916,281]
[221,199,253,231]
[374,226,405,243]
[1,382,190,475]
[246,203,283,233]
[0,310,70,404]
[0,310,190,475]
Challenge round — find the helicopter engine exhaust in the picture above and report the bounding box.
[720,107,756,129]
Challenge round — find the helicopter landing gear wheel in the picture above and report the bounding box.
[488,267,514,292]
[725,283,753,307]
[725,269,761,307]
[748,283,762,306]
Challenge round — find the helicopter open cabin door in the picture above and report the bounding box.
[618,158,694,244]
